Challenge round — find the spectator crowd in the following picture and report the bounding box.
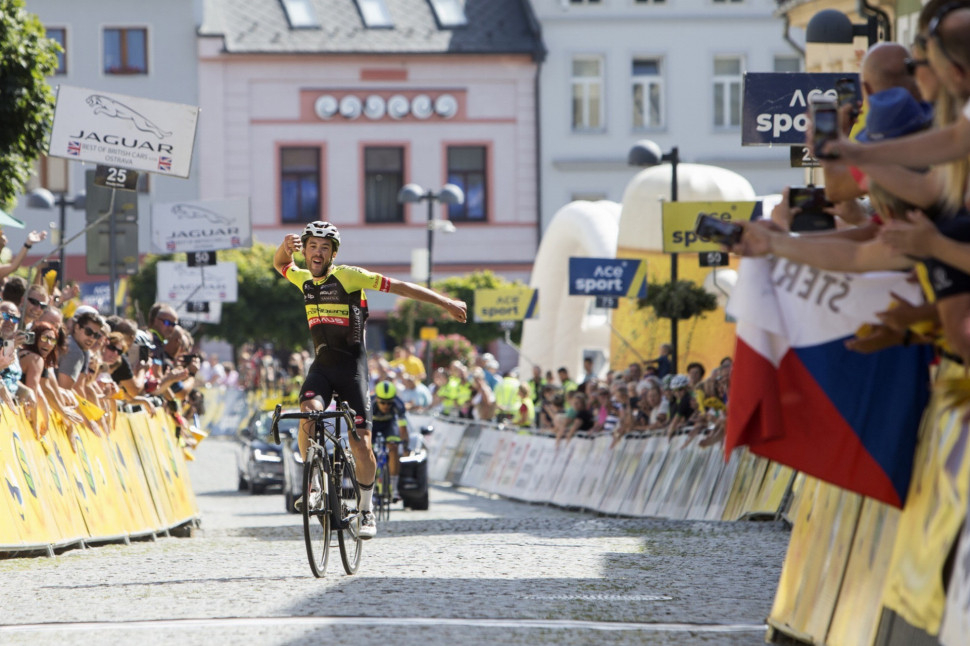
[366,342,732,449]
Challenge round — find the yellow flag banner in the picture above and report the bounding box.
[661,201,760,253]
[473,287,538,323]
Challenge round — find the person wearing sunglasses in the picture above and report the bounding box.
[57,310,105,391]
[18,321,83,438]
[821,5,970,190]
[20,284,50,329]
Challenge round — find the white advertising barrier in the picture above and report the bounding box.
[479,432,517,494]
[48,85,199,178]
[705,448,744,520]
[686,444,729,520]
[579,435,620,511]
[424,418,466,483]
[495,434,534,499]
[443,423,482,485]
[524,435,567,499]
[599,436,648,515]
[629,437,674,517]
[644,442,696,517]
[657,443,719,520]
[157,261,239,304]
[458,427,501,489]
[151,198,252,254]
[512,437,549,502]
[550,439,593,509]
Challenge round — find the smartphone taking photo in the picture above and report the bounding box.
[811,97,840,159]
[694,214,743,247]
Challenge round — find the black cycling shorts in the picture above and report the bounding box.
[300,353,371,431]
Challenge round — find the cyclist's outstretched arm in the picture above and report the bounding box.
[387,278,467,323]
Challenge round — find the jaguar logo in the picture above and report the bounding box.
[86,94,172,138]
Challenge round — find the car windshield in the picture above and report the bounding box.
[252,411,299,443]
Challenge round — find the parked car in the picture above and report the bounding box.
[237,408,299,494]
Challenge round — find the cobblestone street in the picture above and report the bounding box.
[0,438,791,645]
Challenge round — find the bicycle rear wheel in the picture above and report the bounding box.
[337,446,363,574]
[374,459,392,523]
[303,448,331,578]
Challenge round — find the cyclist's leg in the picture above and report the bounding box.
[298,366,333,460]
[335,356,377,537]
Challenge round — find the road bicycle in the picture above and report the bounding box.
[272,402,362,577]
[372,434,402,523]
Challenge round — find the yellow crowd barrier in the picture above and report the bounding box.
[0,403,199,555]
[767,357,970,645]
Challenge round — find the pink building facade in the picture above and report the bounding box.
[196,0,544,305]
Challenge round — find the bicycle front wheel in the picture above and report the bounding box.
[375,460,392,523]
[337,446,363,575]
[303,448,331,578]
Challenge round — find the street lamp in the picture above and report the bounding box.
[628,139,680,373]
[26,187,86,287]
[397,182,464,289]
[398,182,463,380]
[805,8,882,47]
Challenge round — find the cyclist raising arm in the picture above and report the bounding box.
[274,221,466,538]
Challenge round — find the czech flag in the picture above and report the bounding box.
[725,257,933,507]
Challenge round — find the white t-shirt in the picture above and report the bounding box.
[649,397,670,425]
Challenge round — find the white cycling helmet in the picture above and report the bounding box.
[301,220,341,250]
[670,374,690,390]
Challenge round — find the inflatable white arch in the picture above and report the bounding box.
[519,164,759,379]
[518,200,620,378]
[618,162,756,253]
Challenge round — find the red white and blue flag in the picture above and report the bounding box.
[67,140,81,156]
[157,156,172,172]
[725,257,933,507]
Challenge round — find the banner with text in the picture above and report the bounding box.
[473,288,538,322]
[568,258,647,298]
[156,262,238,304]
[47,85,199,178]
[662,201,761,253]
[151,198,251,253]
[742,73,858,146]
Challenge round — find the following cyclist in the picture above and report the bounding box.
[274,221,466,538]
[371,380,410,501]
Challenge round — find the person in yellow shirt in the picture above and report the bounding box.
[388,344,426,382]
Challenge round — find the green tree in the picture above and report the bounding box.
[638,280,717,321]
[387,270,525,349]
[0,0,59,211]
[127,243,311,353]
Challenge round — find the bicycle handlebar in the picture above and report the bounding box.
[271,402,359,445]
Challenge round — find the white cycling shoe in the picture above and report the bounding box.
[359,511,377,539]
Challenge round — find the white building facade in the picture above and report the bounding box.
[533,0,803,231]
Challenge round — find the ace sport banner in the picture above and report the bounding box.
[725,257,933,507]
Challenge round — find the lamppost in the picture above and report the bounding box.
[805,8,884,48]
[628,139,680,373]
[398,182,463,376]
[26,188,86,288]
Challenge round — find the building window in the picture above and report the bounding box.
[632,57,663,129]
[571,56,604,131]
[364,147,404,223]
[281,0,321,28]
[773,55,801,73]
[355,0,393,27]
[281,147,320,223]
[713,56,742,128]
[447,146,487,222]
[103,27,147,75]
[428,0,467,27]
[46,27,66,75]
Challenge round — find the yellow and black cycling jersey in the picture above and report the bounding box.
[282,262,391,358]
